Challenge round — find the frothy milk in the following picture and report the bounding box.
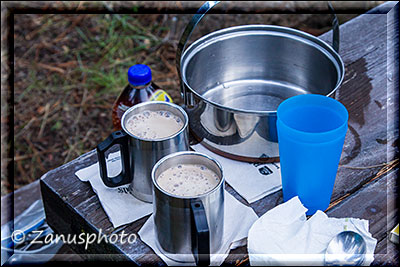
[156,164,220,197]
[125,110,184,140]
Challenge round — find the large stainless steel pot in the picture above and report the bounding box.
[177,1,345,162]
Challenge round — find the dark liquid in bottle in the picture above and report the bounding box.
[112,82,161,131]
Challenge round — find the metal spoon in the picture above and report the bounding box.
[324,231,367,266]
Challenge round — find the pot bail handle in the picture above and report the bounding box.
[176,1,220,100]
[328,1,340,53]
[176,1,340,97]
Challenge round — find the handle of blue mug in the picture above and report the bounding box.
[191,200,210,266]
[96,130,132,187]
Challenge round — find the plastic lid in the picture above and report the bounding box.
[127,64,152,86]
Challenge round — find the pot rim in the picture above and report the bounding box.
[180,24,345,115]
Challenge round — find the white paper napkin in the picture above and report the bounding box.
[248,196,377,266]
[75,151,153,228]
[191,144,282,203]
[138,190,259,266]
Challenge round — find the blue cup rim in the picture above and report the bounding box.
[277,94,349,143]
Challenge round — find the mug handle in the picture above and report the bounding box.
[190,200,210,266]
[96,130,132,187]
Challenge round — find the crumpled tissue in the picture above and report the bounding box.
[248,196,377,266]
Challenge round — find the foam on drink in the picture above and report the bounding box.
[125,110,184,140]
[156,164,220,197]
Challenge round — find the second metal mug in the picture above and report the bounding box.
[152,151,225,265]
[96,101,189,203]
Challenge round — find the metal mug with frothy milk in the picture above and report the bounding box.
[151,151,225,265]
[96,101,189,203]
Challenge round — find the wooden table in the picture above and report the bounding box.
[1,180,83,262]
[40,2,399,265]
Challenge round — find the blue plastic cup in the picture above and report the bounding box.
[276,94,348,215]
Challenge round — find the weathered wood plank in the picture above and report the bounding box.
[40,2,399,265]
[249,0,399,217]
[1,180,82,262]
[326,169,398,266]
[1,180,41,225]
[374,236,399,266]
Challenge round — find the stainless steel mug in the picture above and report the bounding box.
[96,101,189,203]
[152,151,225,265]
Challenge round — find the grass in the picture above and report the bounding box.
[10,12,181,193]
[72,14,168,97]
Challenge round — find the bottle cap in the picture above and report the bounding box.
[127,64,152,86]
